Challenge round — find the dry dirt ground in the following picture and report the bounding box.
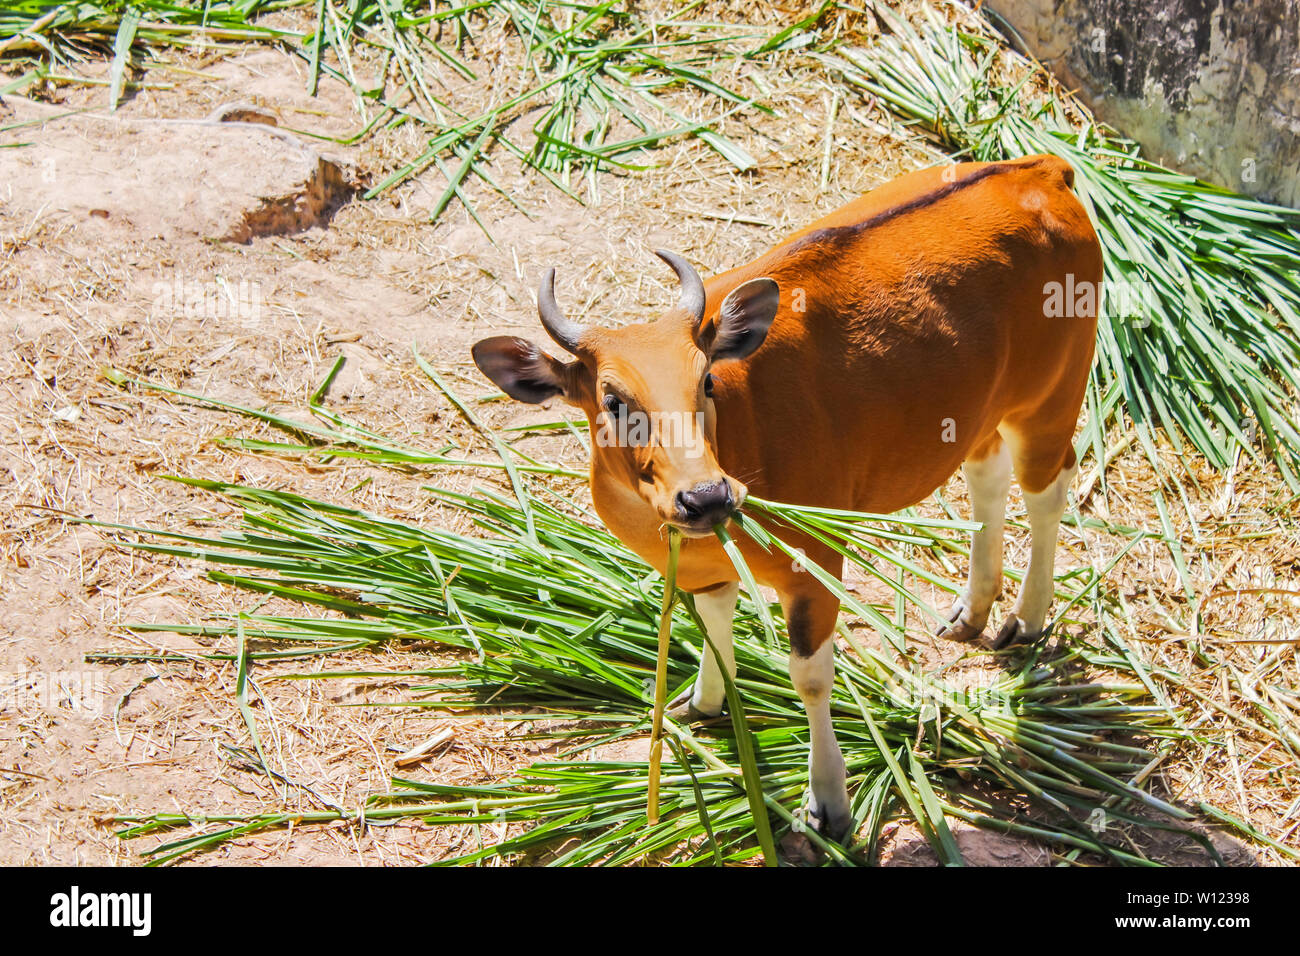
[1,3,1297,866]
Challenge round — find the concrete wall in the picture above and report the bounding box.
[986,0,1300,208]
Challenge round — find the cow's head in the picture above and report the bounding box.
[472,251,779,536]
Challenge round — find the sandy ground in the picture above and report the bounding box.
[1,3,1297,865]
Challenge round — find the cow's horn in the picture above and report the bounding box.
[537,268,588,355]
[654,249,706,325]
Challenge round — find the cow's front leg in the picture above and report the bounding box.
[784,591,851,842]
[668,582,739,720]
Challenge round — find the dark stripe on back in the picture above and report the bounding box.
[782,159,1043,259]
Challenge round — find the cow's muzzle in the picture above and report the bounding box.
[673,479,736,535]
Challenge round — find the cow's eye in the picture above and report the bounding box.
[703,374,716,398]
[602,393,627,417]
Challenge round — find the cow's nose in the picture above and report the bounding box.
[674,480,735,527]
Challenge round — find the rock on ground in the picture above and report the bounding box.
[0,98,356,243]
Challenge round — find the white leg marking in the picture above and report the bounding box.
[691,582,739,716]
[789,639,849,834]
[961,443,1012,625]
[1012,460,1077,635]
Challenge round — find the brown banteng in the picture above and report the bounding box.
[472,154,1103,840]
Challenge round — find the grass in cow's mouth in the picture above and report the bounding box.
[87,362,1284,867]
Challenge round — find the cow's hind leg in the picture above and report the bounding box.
[995,435,1078,649]
[937,436,1012,642]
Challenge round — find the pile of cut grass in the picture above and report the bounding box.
[91,364,1247,866]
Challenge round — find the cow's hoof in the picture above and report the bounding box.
[665,687,721,723]
[779,830,822,866]
[779,803,852,865]
[934,598,985,643]
[808,804,853,845]
[990,615,1047,650]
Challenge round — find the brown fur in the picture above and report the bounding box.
[483,155,1102,657]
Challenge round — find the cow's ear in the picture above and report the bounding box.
[699,278,779,362]
[472,336,573,404]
